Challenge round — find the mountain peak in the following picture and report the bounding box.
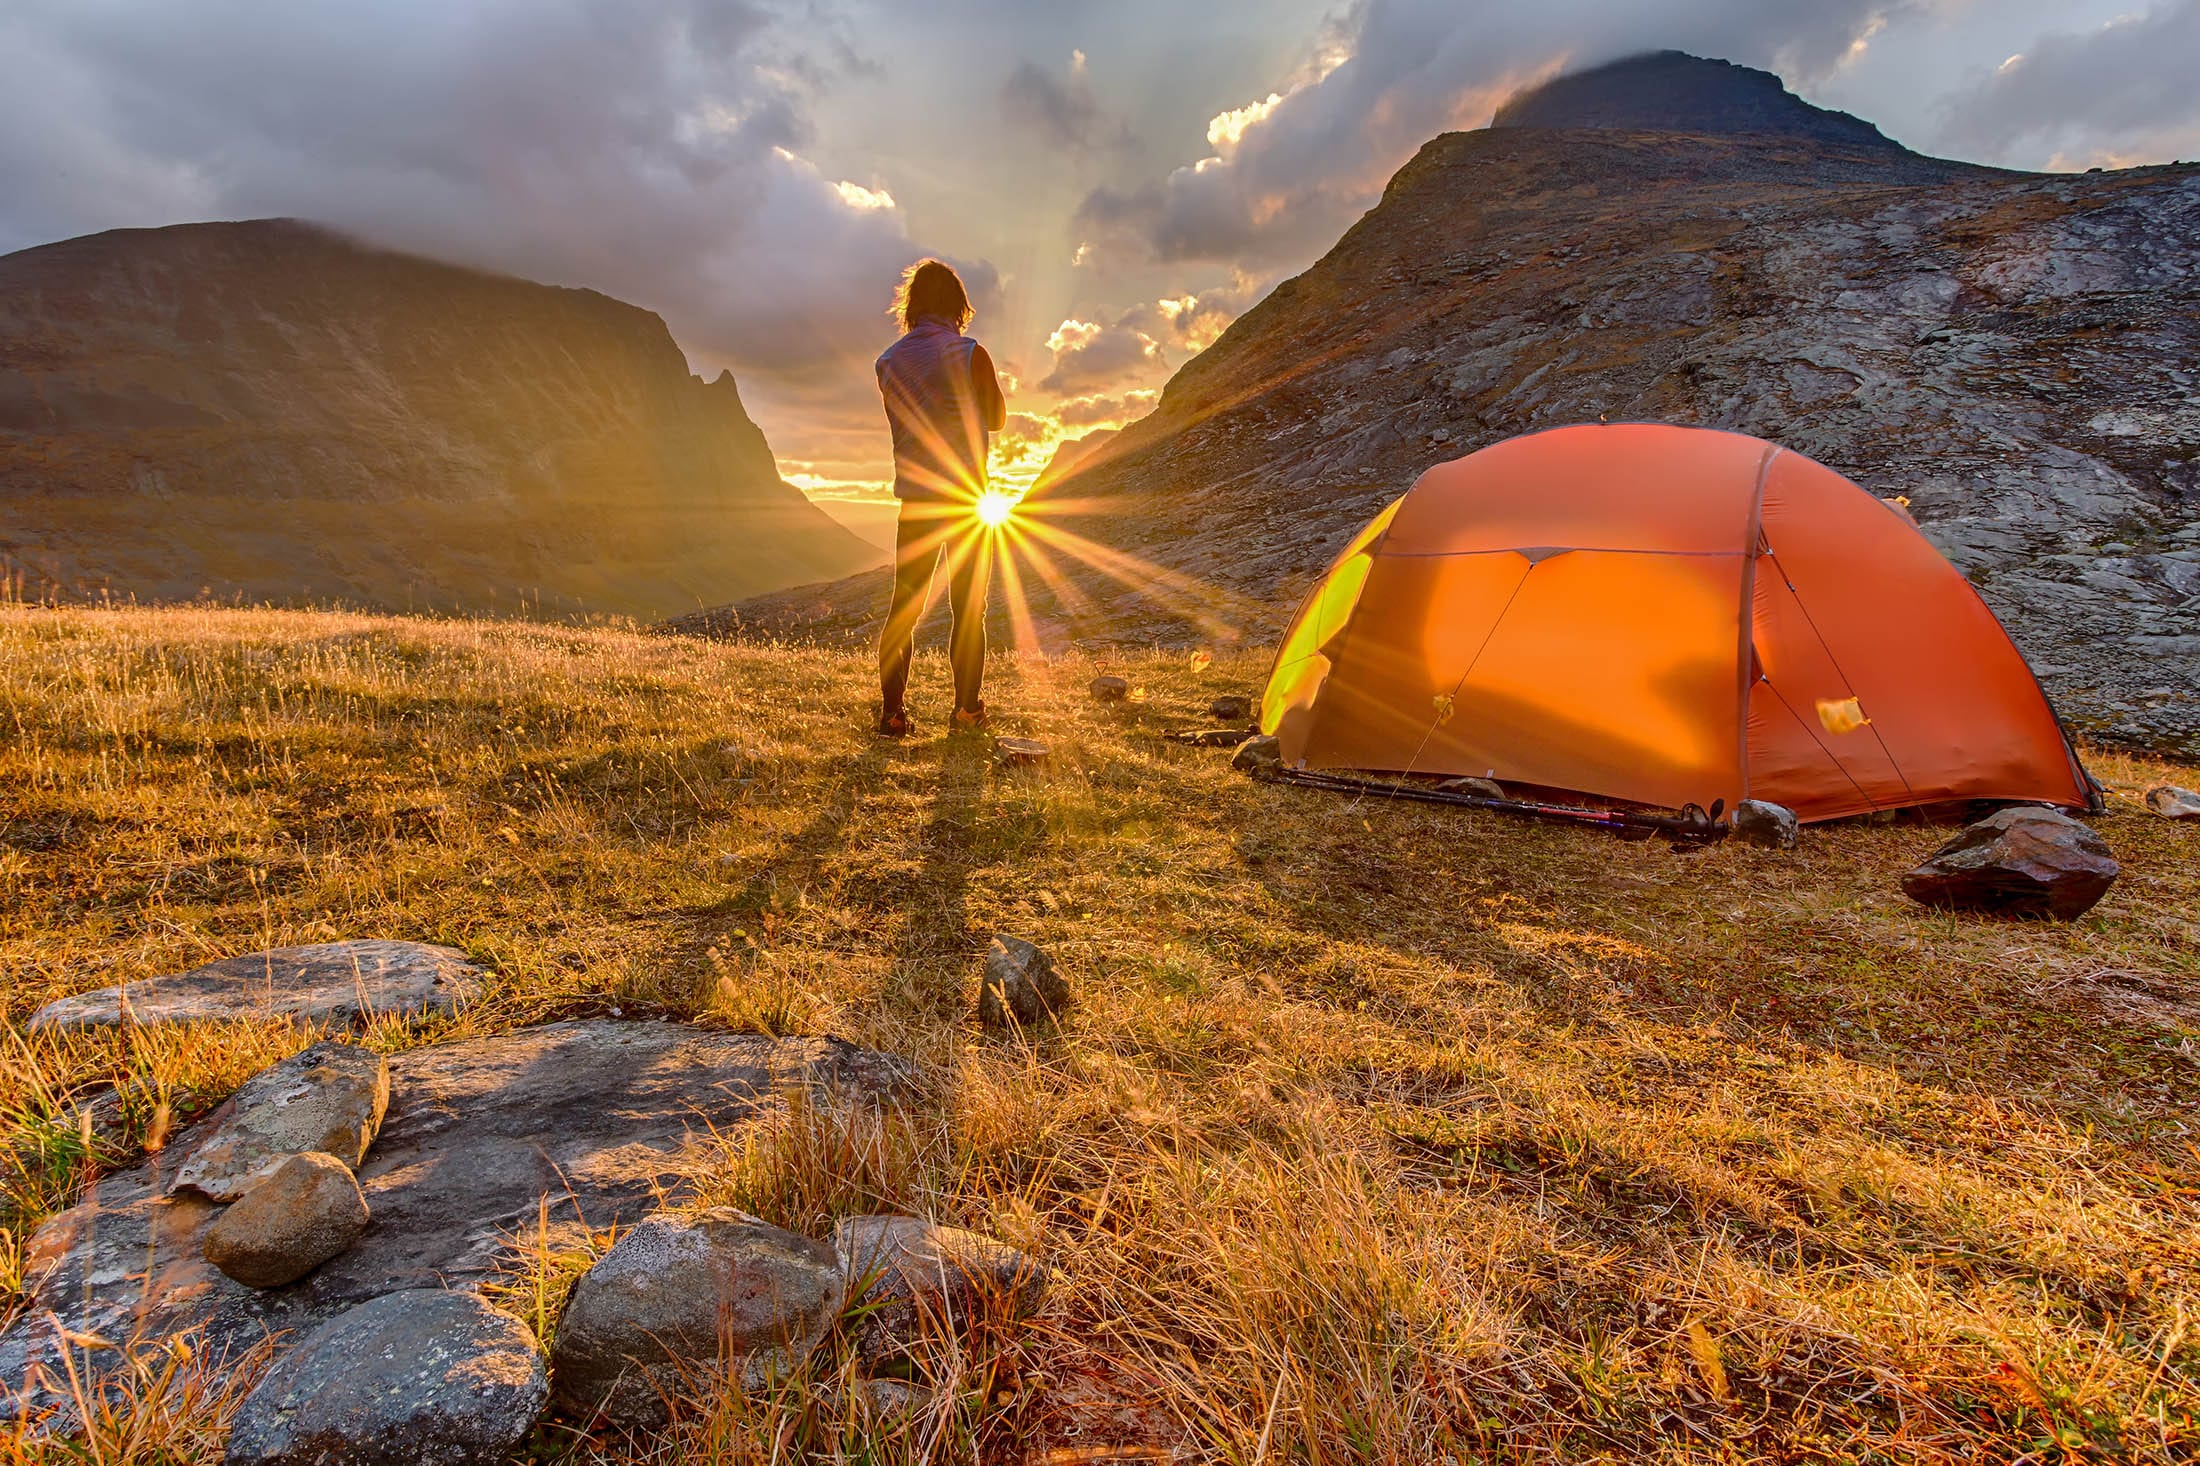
[1490,51,1896,150]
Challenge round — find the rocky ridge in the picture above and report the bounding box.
[698,56,2200,754]
[0,220,877,618]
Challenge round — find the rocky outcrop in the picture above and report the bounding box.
[173,1041,389,1201]
[28,940,484,1033]
[0,1020,909,1424]
[694,56,2200,755]
[0,220,877,618]
[223,1290,547,1466]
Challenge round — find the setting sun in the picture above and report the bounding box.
[974,488,1018,528]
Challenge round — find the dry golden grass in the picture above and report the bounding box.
[0,603,2195,1463]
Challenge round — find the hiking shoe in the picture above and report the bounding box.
[950,702,989,733]
[876,707,914,738]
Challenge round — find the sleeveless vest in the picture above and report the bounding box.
[877,316,987,501]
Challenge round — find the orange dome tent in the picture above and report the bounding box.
[1261,424,2094,823]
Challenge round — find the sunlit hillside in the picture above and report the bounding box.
[2,605,2196,1462]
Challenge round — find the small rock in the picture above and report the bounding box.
[174,1041,388,1201]
[1437,776,1506,800]
[1208,694,1253,722]
[202,1151,370,1288]
[1232,735,1282,776]
[29,939,485,1033]
[995,736,1049,768]
[1732,799,1799,849]
[850,1378,924,1417]
[833,1216,1049,1369]
[1089,675,1129,702]
[1900,806,2119,919]
[224,1289,546,1466]
[2144,785,2200,820]
[978,935,1070,1030]
[551,1208,843,1433]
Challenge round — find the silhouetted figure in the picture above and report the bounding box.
[874,259,1006,737]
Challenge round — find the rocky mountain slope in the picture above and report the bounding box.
[0,220,876,618]
[702,54,2199,755]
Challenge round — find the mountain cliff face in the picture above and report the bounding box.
[705,54,2198,753]
[0,220,876,618]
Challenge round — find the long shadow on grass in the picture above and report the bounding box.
[885,734,992,1024]
[716,740,897,925]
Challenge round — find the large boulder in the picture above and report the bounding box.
[223,1289,546,1466]
[833,1216,1049,1370]
[203,1152,370,1289]
[551,1209,844,1432]
[174,1041,389,1202]
[1900,806,2119,919]
[977,935,1070,1031]
[0,1021,910,1426]
[28,940,485,1033]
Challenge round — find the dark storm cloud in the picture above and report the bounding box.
[0,0,992,383]
[999,54,1125,152]
[1074,0,1924,265]
[1936,1,2200,163]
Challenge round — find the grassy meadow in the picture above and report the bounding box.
[0,603,2196,1463]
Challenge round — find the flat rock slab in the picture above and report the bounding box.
[174,1041,389,1202]
[224,1289,546,1466]
[0,1020,909,1425]
[28,940,486,1033]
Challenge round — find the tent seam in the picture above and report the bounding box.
[1766,548,1915,803]
[1735,446,1777,807]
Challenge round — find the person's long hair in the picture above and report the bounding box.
[891,259,973,333]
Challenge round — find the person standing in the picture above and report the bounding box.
[873,259,1006,737]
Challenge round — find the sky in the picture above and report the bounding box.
[5,0,2198,538]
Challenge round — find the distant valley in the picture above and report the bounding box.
[0,220,877,619]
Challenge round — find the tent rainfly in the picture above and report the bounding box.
[1261,423,2094,823]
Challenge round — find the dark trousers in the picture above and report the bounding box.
[879,502,989,716]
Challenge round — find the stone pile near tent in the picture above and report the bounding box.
[1,942,1048,1462]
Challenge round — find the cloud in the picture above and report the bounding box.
[1053,388,1159,429]
[999,50,1124,152]
[0,0,994,387]
[1074,0,1923,265]
[1039,312,1168,394]
[1934,1,2200,166]
[1138,275,1268,352]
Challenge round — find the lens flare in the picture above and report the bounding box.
[974,489,1017,529]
